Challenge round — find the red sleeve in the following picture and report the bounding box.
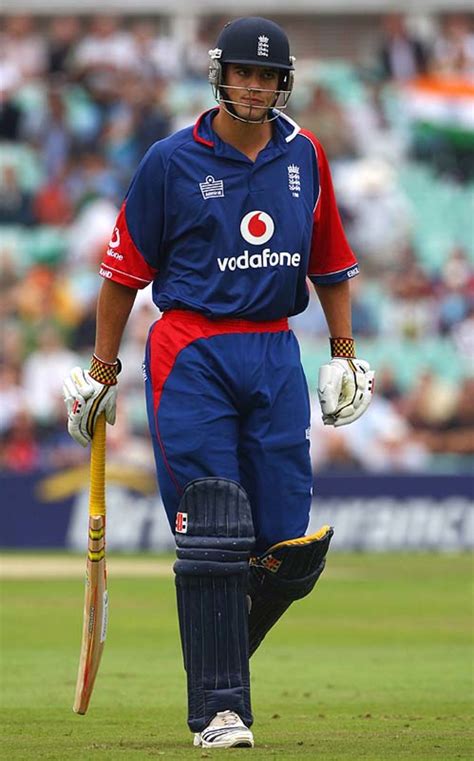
[300,130,359,284]
[99,202,158,289]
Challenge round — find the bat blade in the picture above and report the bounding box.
[73,515,108,714]
[73,414,107,715]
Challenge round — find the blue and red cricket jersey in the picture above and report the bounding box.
[100,107,358,320]
[100,108,358,550]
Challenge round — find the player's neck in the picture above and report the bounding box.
[212,108,273,163]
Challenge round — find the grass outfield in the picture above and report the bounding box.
[0,553,472,760]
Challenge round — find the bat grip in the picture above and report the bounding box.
[89,413,106,517]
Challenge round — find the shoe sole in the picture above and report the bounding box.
[195,733,254,749]
[201,739,254,748]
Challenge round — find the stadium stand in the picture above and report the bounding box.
[0,12,473,474]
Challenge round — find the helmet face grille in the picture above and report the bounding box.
[208,59,294,124]
[208,17,295,123]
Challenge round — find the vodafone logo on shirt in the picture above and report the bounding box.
[106,226,124,261]
[109,227,120,248]
[217,210,301,273]
[240,211,275,245]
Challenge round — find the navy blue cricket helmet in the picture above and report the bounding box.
[208,17,295,122]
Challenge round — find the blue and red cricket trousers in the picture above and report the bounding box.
[144,309,313,553]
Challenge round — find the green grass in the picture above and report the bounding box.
[1,553,473,760]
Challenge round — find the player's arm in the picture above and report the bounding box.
[303,132,374,427]
[63,280,138,447]
[314,279,352,338]
[94,279,138,362]
[313,278,374,427]
[63,145,163,446]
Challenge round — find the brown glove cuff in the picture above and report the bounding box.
[330,337,356,358]
[89,354,121,386]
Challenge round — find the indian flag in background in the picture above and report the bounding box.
[403,76,474,145]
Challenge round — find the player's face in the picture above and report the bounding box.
[223,64,280,121]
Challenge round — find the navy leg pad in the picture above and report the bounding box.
[248,526,333,656]
[174,478,255,732]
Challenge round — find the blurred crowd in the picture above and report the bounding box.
[0,12,473,474]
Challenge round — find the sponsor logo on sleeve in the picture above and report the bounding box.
[106,228,124,261]
[106,249,124,261]
[109,227,120,248]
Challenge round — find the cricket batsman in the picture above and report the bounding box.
[63,17,374,749]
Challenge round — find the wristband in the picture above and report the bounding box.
[89,354,121,386]
[330,337,355,359]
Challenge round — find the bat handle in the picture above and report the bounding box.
[89,413,106,517]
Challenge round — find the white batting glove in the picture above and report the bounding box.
[63,356,120,447]
[318,357,375,428]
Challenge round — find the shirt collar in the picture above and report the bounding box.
[193,108,217,147]
[192,107,290,161]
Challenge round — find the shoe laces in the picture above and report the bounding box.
[217,710,241,727]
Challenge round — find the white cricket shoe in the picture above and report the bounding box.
[193,710,254,748]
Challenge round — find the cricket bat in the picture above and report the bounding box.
[73,413,108,714]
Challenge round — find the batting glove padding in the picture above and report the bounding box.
[63,367,118,447]
[318,358,374,427]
